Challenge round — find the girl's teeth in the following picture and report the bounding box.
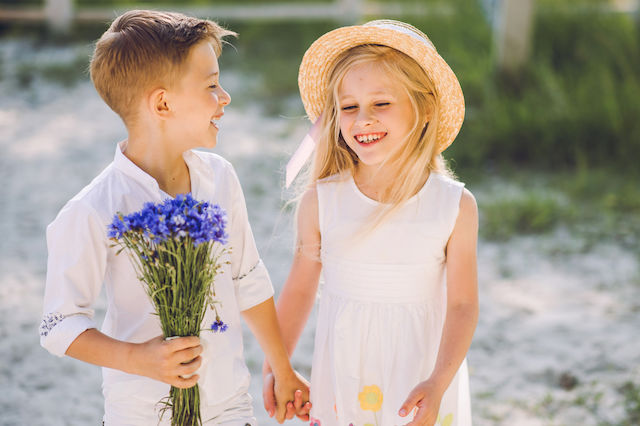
[357,134,381,143]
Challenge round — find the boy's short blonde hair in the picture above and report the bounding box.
[90,10,235,124]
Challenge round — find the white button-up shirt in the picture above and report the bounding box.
[40,143,274,416]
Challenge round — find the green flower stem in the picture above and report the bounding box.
[114,233,226,426]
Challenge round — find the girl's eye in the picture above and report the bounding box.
[341,105,357,111]
[209,84,218,89]
[375,102,390,107]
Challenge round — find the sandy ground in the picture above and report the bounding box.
[1,41,639,425]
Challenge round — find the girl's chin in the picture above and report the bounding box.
[355,157,385,168]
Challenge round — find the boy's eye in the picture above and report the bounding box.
[209,84,218,89]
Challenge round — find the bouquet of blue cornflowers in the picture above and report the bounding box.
[108,193,229,426]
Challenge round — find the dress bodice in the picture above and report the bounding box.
[318,173,464,304]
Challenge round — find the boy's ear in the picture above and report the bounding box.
[148,87,171,118]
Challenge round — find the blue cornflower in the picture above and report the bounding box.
[210,319,227,333]
[107,214,130,239]
[107,193,228,245]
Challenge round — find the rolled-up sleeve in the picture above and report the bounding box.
[226,164,274,311]
[40,200,107,357]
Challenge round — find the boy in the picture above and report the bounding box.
[40,10,308,425]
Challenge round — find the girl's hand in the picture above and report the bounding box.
[264,369,311,422]
[398,379,445,426]
[131,335,203,388]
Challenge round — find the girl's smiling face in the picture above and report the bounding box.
[337,61,415,171]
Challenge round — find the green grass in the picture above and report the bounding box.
[474,167,640,245]
[217,20,336,113]
[620,381,640,426]
[479,187,573,240]
[555,167,640,216]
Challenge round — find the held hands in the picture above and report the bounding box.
[131,335,203,389]
[263,369,311,423]
[398,378,446,426]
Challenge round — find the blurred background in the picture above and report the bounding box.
[0,0,639,424]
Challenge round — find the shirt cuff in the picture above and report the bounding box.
[40,313,96,357]
[234,259,274,311]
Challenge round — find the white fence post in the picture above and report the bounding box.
[494,0,536,73]
[45,0,73,33]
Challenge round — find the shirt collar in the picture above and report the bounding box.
[113,141,160,191]
[113,141,214,196]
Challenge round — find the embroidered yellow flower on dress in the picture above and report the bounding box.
[358,385,383,412]
[437,413,454,426]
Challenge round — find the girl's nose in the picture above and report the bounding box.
[355,107,375,126]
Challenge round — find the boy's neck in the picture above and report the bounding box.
[122,136,192,198]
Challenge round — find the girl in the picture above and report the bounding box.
[264,20,478,426]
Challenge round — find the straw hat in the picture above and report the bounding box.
[298,19,465,152]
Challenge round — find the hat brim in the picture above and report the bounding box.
[298,23,465,153]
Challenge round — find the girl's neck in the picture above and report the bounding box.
[352,163,431,203]
[352,164,395,202]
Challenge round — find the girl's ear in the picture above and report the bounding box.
[425,101,435,124]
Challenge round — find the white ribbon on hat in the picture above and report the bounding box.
[285,114,322,188]
[372,22,436,51]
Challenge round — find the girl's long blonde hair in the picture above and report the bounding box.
[308,44,453,228]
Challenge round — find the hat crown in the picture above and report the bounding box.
[363,19,436,52]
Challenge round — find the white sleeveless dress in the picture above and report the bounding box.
[309,172,472,426]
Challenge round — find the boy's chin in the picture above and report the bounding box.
[193,135,218,150]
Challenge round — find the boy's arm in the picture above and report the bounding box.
[223,162,310,422]
[241,298,310,423]
[225,161,275,311]
[41,200,202,387]
[265,187,322,360]
[66,329,203,388]
[40,200,107,357]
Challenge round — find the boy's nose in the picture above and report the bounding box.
[220,87,231,106]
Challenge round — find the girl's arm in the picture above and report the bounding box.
[400,188,479,426]
[263,187,323,419]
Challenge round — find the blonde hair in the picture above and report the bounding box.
[308,44,453,227]
[90,10,236,124]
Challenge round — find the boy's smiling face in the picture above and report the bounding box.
[165,41,230,151]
